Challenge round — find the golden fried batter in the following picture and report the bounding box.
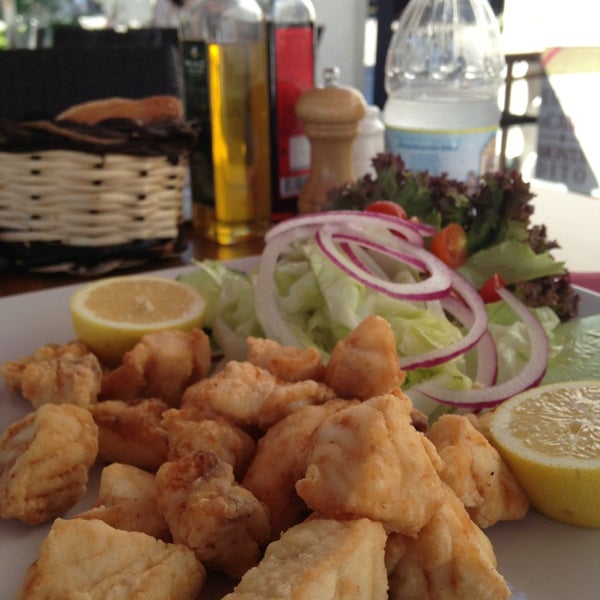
[222,516,388,600]
[155,451,271,579]
[181,361,278,425]
[16,518,205,599]
[426,414,529,528]
[1,341,90,390]
[246,336,326,382]
[324,315,405,400]
[75,463,170,541]
[1,341,101,409]
[101,329,211,406]
[91,398,169,471]
[182,360,336,430]
[243,399,355,538]
[296,392,445,536]
[162,407,256,479]
[0,403,98,524]
[386,484,511,600]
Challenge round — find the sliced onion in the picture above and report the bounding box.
[265,211,432,247]
[397,268,490,370]
[254,226,312,347]
[442,296,498,387]
[316,227,452,301]
[256,210,548,410]
[412,287,549,409]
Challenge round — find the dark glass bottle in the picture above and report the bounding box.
[260,0,316,221]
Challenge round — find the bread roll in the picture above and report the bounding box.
[56,95,184,125]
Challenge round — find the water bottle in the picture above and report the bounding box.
[383,0,505,182]
[259,0,316,221]
[182,0,272,245]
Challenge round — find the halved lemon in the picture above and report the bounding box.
[70,274,207,366]
[489,380,600,528]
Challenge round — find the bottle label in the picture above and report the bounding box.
[268,23,315,217]
[181,40,215,210]
[385,126,498,183]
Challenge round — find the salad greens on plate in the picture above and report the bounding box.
[179,156,593,410]
[324,154,578,322]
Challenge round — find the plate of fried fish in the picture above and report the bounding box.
[1,261,600,600]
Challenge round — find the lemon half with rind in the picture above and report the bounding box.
[70,275,207,366]
[489,381,600,528]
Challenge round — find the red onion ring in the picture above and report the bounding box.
[256,210,549,410]
[396,268,490,370]
[412,287,549,408]
[266,211,433,247]
[442,296,498,387]
[255,226,312,347]
[316,228,452,301]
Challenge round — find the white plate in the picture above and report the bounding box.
[1,261,599,599]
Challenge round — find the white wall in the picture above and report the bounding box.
[312,0,369,90]
[502,0,600,53]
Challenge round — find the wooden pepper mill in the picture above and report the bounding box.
[295,67,367,214]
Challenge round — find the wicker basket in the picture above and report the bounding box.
[0,150,185,245]
[0,45,193,274]
[0,150,188,273]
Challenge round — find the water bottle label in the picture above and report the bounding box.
[385,126,497,182]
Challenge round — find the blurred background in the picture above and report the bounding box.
[1,0,598,195]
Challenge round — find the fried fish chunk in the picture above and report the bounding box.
[155,451,271,579]
[324,315,405,400]
[296,392,445,536]
[101,329,212,406]
[426,414,529,528]
[1,341,90,389]
[386,484,511,600]
[222,516,388,600]
[181,360,336,430]
[91,398,169,471]
[1,341,101,409]
[246,336,326,382]
[16,518,205,600]
[162,407,256,480]
[75,463,170,541]
[243,399,355,538]
[0,403,98,524]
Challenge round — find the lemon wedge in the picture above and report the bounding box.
[70,275,207,366]
[489,381,600,528]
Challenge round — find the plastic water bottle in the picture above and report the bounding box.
[383,0,505,182]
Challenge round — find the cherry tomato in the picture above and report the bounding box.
[430,223,468,269]
[365,200,408,220]
[479,273,506,303]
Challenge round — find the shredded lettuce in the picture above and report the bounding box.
[180,243,478,390]
[180,230,577,399]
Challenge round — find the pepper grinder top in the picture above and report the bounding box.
[295,67,367,214]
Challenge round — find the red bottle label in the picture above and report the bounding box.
[269,24,315,218]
